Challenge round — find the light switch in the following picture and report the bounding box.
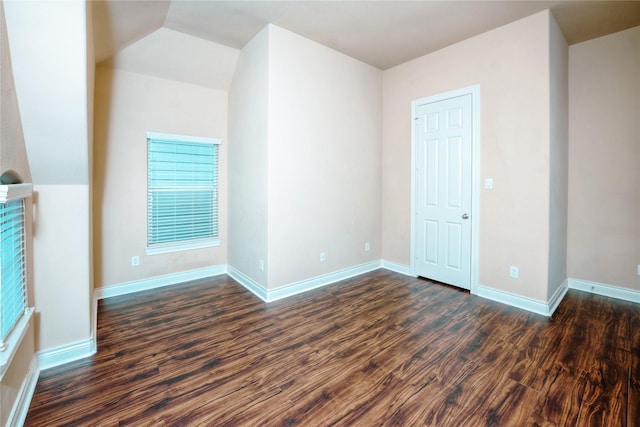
[485,178,493,189]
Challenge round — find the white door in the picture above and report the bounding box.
[414,93,473,289]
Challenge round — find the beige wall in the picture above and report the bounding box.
[0,2,35,423]
[228,26,270,287]
[86,0,96,345]
[4,0,90,185]
[32,185,92,350]
[229,25,382,290]
[547,13,569,297]
[267,25,382,288]
[2,4,93,422]
[4,0,93,356]
[0,2,29,184]
[0,0,32,313]
[382,11,553,301]
[94,66,229,288]
[568,26,640,291]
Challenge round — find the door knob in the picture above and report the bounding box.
[462,213,469,220]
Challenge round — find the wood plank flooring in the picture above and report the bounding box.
[25,270,639,426]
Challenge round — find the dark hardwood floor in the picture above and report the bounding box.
[25,270,639,426]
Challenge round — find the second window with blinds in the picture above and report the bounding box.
[146,132,220,255]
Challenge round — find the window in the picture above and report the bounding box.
[0,199,26,348]
[0,183,32,358]
[146,132,220,255]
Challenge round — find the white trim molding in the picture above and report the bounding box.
[568,278,640,303]
[37,338,96,371]
[267,262,381,302]
[547,280,569,315]
[6,355,39,427]
[95,265,227,300]
[476,281,568,317]
[146,131,221,146]
[145,238,222,256]
[0,308,35,379]
[226,266,269,301]
[228,262,382,303]
[0,183,33,203]
[381,260,415,277]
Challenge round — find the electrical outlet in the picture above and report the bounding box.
[637,264,640,276]
[259,259,264,272]
[320,252,326,262]
[131,256,140,267]
[365,242,370,252]
[509,266,519,278]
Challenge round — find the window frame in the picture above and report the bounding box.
[0,183,33,379]
[145,132,221,256]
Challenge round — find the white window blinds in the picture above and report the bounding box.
[147,133,220,252]
[0,199,26,347]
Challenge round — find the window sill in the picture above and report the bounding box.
[145,239,221,255]
[0,183,32,203]
[0,307,34,380]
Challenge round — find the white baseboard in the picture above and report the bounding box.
[95,265,227,300]
[476,281,568,317]
[547,280,569,315]
[226,266,268,301]
[7,356,39,427]
[266,261,381,302]
[37,338,96,371]
[568,278,640,303]
[228,261,382,302]
[381,260,415,277]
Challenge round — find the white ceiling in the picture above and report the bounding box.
[93,0,640,70]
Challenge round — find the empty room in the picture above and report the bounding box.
[0,0,638,425]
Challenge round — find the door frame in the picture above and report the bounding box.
[410,85,481,295]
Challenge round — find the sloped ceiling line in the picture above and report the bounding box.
[94,0,640,70]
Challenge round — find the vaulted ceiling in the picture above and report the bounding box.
[93,0,640,70]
